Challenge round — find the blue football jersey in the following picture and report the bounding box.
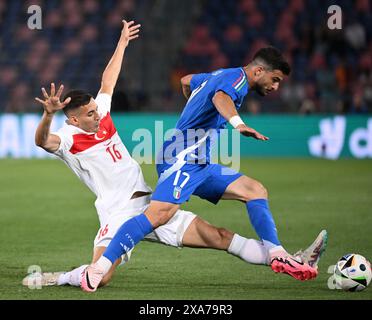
[158,67,249,166]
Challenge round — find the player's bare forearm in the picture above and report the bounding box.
[35,112,60,152]
[181,74,193,99]
[100,20,141,96]
[35,111,53,146]
[212,91,239,121]
[212,91,269,140]
[34,83,65,152]
[100,41,127,96]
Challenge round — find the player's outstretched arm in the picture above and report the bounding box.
[35,83,71,153]
[99,20,141,96]
[212,91,269,140]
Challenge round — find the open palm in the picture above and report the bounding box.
[35,83,71,114]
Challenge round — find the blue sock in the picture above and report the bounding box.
[103,213,153,264]
[246,199,281,246]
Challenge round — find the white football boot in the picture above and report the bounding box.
[294,230,328,268]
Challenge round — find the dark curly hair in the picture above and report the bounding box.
[252,46,291,75]
[62,90,93,116]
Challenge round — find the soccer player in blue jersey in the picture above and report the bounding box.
[82,47,321,292]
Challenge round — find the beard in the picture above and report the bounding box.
[252,83,267,96]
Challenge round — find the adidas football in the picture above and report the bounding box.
[334,254,371,291]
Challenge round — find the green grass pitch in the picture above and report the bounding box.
[0,158,371,300]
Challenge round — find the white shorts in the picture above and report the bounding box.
[93,195,196,265]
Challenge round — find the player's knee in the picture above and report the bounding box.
[257,182,268,198]
[157,208,177,226]
[146,203,179,228]
[244,180,268,201]
[252,182,268,199]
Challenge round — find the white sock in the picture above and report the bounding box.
[228,234,270,265]
[262,240,283,251]
[96,256,113,274]
[57,265,88,286]
[267,244,286,256]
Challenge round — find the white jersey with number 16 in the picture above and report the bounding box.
[52,93,151,226]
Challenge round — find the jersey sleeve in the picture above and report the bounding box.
[52,126,73,156]
[190,73,209,91]
[95,93,112,116]
[214,69,246,102]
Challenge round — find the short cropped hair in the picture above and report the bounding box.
[62,90,93,116]
[252,47,291,75]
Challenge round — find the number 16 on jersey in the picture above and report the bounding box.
[106,143,122,162]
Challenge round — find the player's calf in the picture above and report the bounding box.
[182,217,233,250]
[214,227,234,249]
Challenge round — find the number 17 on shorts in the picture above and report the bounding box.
[173,170,190,200]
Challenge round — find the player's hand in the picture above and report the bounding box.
[236,124,269,141]
[35,83,71,115]
[120,20,141,47]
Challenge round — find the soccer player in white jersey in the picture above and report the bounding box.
[30,20,327,289]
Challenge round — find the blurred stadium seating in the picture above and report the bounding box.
[0,0,371,113]
[176,0,372,114]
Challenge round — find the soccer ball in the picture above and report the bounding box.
[334,254,372,291]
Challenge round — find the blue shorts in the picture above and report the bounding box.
[151,163,242,205]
